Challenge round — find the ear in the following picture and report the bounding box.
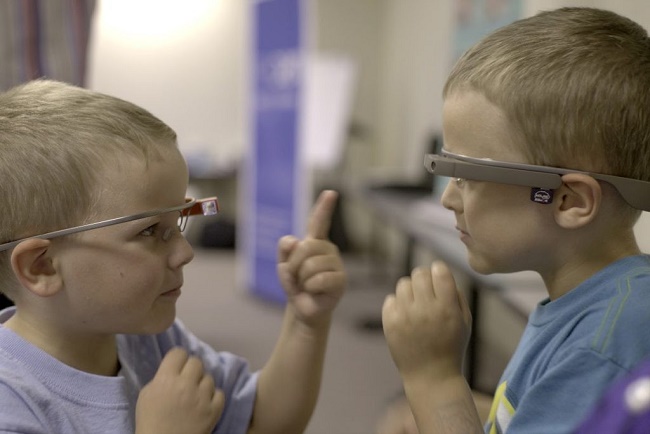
[553,173,601,229]
[10,239,63,297]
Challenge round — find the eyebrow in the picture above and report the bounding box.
[126,214,163,227]
[424,150,650,211]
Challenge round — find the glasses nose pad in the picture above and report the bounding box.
[177,211,189,233]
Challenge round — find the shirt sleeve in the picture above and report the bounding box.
[573,358,650,434]
[503,348,625,434]
[0,382,50,433]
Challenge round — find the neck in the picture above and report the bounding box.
[4,310,119,376]
[541,229,641,300]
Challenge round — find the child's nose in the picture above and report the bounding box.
[441,179,462,212]
[169,235,194,269]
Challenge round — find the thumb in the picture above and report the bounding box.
[277,235,299,263]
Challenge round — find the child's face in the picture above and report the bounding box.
[51,147,194,335]
[440,91,556,275]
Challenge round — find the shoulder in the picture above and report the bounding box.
[0,370,52,432]
[519,257,650,370]
[588,256,650,335]
[604,255,650,290]
[0,396,46,432]
[570,255,650,331]
[556,259,650,370]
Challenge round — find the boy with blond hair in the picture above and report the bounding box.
[381,7,650,434]
[0,79,346,434]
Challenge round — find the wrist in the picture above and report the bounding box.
[403,371,468,404]
[399,357,464,388]
[403,375,482,434]
[287,304,333,334]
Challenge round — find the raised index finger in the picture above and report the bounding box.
[306,190,338,240]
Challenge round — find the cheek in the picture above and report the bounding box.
[62,249,166,303]
[466,206,514,249]
[465,203,552,273]
[61,252,172,333]
[109,263,164,295]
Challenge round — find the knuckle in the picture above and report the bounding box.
[396,276,411,288]
[187,355,204,371]
[411,266,429,279]
[308,273,325,291]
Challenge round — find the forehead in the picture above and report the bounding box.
[442,91,527,163]
[94,148,189,216]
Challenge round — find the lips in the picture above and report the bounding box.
[455,226,471,244]
[161,290,180,298]
[161,285,182,296]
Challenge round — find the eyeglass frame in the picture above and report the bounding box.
[424,150,650,211]
[0,196,220,253]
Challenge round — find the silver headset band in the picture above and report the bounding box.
[0,197,221,253]
[424,151,650,211]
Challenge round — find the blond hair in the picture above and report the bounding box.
[0,79,178,291]
[444,7,650,220]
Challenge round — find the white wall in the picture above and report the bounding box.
[84,0,650,252]
[360,0,650,252]
[86,0,247,174]
[377,0,454,179]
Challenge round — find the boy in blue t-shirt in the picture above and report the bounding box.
[380,7,650,434]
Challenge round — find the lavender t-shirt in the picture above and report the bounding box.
[0,308,257,433]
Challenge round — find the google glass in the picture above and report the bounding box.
[0,197,219,252]
[424,150,650,211]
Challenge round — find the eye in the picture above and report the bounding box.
[139,224,158,237]
[137,212,184,241]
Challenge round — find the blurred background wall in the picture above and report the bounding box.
[1,0,649,271]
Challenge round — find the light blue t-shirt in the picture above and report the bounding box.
[485,254,650,434]
[0,308,257,434]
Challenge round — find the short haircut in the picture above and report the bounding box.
[0,79,178,290]
[444,7,650,220]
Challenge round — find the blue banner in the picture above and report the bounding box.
[247,0,305,303]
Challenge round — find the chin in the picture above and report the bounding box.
[468,253,528,275]
[467,254,505,275]
[137,311,177,335]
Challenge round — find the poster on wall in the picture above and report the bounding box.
[243,0,308,303]
[432,0,522,199]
